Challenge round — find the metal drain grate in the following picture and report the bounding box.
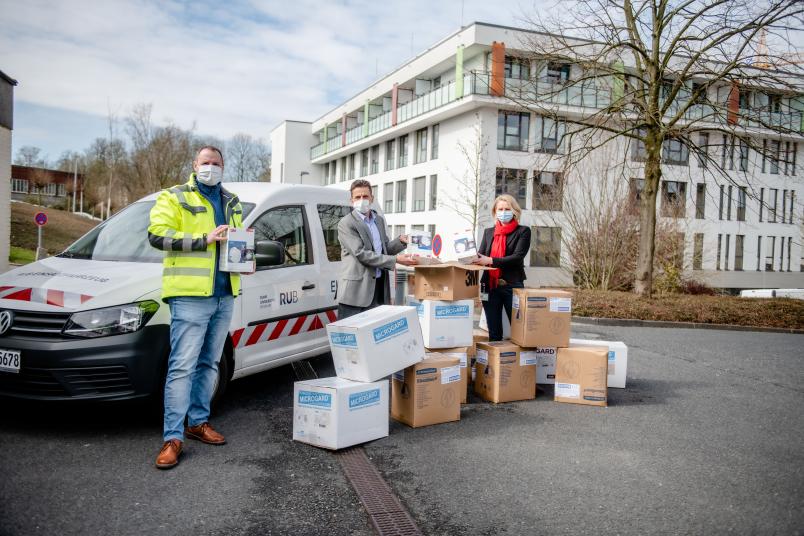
[336,447,422,536]
[291,359,318,381]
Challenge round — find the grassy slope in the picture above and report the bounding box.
[10,202,98,258]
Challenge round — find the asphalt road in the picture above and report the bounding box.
[1,324,802,535]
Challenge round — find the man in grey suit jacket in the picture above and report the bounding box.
[337,180,418,319]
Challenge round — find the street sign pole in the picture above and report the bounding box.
[34,212,48,260]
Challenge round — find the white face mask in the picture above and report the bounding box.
[353,199,371,214]
[496,209,514,223]
[196,164,223,186]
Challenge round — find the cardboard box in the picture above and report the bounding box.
[406,231,441,265]
[570,338,628,389]
[473,328,489,344]
[219,227,255,272]
[293,377,389,450]
[391,354,462,427]
[326,305,424,382]
[435,230,478,264]
[554,347,608,407]
[427,346,474,403]
[521,347,558,384]
[413,262,485,301]
[510,288,572,348]
[474,341,536,403]
[407,295,474,349]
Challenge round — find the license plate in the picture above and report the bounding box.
[0,348,21,374]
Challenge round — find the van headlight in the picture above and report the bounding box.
[63,301,160,338]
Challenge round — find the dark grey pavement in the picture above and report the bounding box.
[1,325,803,535]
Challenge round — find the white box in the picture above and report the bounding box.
[407,295,474,349]
[326,305,425,382]
[219,227,255,272]
[406,231,441,265]
[569,338,628,388]
[293,377,389,450]
[521,347,558,384]
[435,230,478,264]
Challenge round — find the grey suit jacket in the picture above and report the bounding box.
[337,210,405,307]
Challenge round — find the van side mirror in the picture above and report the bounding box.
[255,240,285,268]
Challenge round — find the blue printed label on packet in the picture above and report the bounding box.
[372,317,409,343]
[349,388,381,410]
[298,390,332,409]
[330,332,358,347]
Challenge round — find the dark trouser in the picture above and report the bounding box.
[481,282,524,341]
[337,271,387,321]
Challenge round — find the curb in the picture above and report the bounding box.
[571,316,804,335]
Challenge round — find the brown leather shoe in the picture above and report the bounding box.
[155,439,183,469]
[186,422,226,445]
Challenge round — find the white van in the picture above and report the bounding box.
[0,183,355,402]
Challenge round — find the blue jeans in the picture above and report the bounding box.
[482,282,524,341]
[163,296,234,442]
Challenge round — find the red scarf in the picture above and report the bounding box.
[488,220,518,289]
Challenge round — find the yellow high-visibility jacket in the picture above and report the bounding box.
[147,174,243,301]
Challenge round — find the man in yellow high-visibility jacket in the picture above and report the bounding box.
[148,145,243,470]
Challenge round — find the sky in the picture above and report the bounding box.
[1,0,546,163]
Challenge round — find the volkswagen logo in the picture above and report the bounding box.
[0,310,12,336]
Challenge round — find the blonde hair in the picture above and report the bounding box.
[491,194,522,221]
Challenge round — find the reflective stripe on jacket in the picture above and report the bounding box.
[147,174,243,301]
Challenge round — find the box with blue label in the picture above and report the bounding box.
[554,346,608,407]
[474,341,536,403]
[510,288,572,348]
[391,354,462,427]
[326,305,424,382]
[406,295,474,349]
[570,338,628,389]
[293,377,389,450]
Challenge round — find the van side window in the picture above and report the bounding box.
[252,205,310,267]
[317,204,352,261]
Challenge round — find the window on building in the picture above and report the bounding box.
[727,185,733,220]
[396,180,407,212]
[716,234,722,270]
[761,139,767,173]
[498,111,530,151]
[782,190,788,224]
[11,178,29,193]
[348,154,355,180]
[724,234,731,270]
[428,224,436,238]
[429,175,438,211]
[719,184,725,220]
[383,182,394,213]
[630,177,645,214]
[695,183,706,219]
[385,140,395,171]
[779,235,785,270]
[317,204,353,261]
[661,181,686,217]
[663,137,689,165]
[757,236,762,271]
[769,188,778,222]
[697,132,709,168]
[531,226,561,267]
[252,205,309,268]
[536,116,564,153]
[394,225,405,238]
[737,186,746,222]
[412,177,426,212]
[787,237,792,271]
[759,188,764,221]
[328,162,337,185]
[791,143,798,176]
[411,224,425,232]
[504,56,530,79]
[765,236,775,271]
[415,128,428,164]
[533,171,563,211]
[769,140,780,174]
[340,157,347,182]
[398,135,408,167]
[495,168,528,206]
[431,124,439,159]
[693,233,704,270]
[739,139,749,172]
[370,145,379,174]
[632,134,648,162]
[371,185,378,200]
[735,235,744,271]
[789,191,796,223]
[360,149,369,177]
[545,62,570,84]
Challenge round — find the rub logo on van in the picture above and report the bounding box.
[298,390,332,409]
[349,388,381,410]
[330,332,358,347]
[434,305,471,318]
[372,318,408,343]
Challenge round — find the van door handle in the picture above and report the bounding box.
[301,282,316,290]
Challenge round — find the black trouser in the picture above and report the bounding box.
[337,271,386,321]
[481,282,524,341]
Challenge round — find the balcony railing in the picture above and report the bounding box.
[310,71,803,158]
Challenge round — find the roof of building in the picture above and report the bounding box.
[0,70,18,85]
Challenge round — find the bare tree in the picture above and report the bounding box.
[225,133,271,182]
[14,146,47,168]
[513,0,803,295]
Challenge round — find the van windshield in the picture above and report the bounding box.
[58,201,256,263]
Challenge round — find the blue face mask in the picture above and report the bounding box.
[496,210,514,223]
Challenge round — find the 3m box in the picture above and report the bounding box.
[407,296,474,349]
[510,289,572,348]
[474,341,536,403]
[413,263,485,301]
[521,347,558,384]
[554,347,608,407]
[391,354,462,427]
[427,346,474,404]
[326,305,424,382]
[219,227,255,273]
[570,338,628,389]
[293,377,389,450]
[436,230,478,264]
[406,231,441,265]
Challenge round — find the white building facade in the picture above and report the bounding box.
[0,70,17,274]
[271,22,804,290]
